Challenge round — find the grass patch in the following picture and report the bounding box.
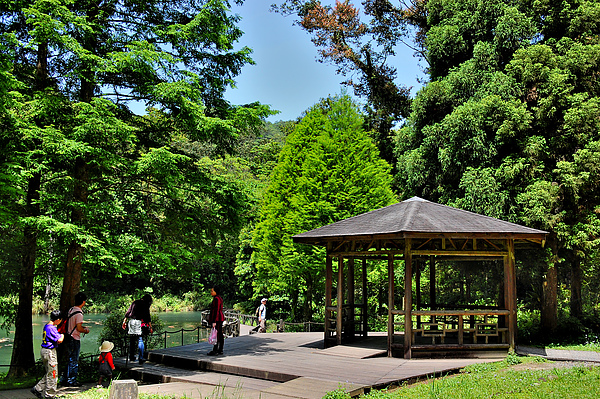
[0,373,38,391]
[67,387,178,399]
[0,362,44,390]
[66,381,245,399]
[362,358,600,399]
[547,342,600,353]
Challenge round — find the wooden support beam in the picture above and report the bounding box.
[404,239,413,359]
[504,239,517,352]
[325,255,333,347]
[429,256,436,311]
[348,257,355,338]
[362,258,368,337]
[412,250,508,256]
[387,253,394,357]
[416,260,421,329]
[458,314,464,345]
[337,256,343,345]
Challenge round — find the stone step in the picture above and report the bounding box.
[114,357,279,390]
[115,358,364,399]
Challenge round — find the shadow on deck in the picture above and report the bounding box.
[115,332,506,398]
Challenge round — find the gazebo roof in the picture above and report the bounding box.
[293,197,547,244]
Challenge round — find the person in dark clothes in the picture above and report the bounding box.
[63,292,90,387]
[122,294,153,364]
[207,286,225,356]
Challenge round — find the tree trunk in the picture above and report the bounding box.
[8,173,41,377]
[43,232,55,313]
[304,273,313,322]
[570,251,582,319]
[60,5,96,310]
[541,234,559,335]
[8,39,50,377]
[59,158,88,311]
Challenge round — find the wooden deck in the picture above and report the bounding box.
[117,332,506,398]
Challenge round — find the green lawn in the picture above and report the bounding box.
[323,357,600,399]
[547,343,600,353]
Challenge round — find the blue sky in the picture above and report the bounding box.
[225,2,426,122]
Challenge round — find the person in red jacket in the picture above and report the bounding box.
[207,286,225,356]
[96,341,115,388]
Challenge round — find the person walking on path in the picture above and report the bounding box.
[97,341,115,388]
[122,294,153,364]
[31,310,64,399]
[207,286,225,356]
[63,292,90,387]
[258,298,267,333]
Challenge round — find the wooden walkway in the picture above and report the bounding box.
[116,332,506,398]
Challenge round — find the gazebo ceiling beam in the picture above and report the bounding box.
[329,249,508,257]
[294,232,547,246]
[324,236,519,257]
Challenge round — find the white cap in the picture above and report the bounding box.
[261,298,267,302]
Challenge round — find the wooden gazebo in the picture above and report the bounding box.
[292,197,547,359]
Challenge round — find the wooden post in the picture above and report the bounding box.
[415,260,421,329]
[348,257,355,338]
[429,256,436,309]
[337,256,344,345]
[458,314,464,345]
[404,239,413,359]
[387,253,394,357]
[325,255,333,347]
[429,255,436,323]
[362,258,368,337]
[504,239,517,351]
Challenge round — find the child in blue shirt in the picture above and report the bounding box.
[31,310,64,399]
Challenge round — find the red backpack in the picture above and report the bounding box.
[57,308,82,336]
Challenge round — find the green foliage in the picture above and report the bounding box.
[0,361,42,389]
[393,0,600,337]
[249,94,396,321]
[0,0,276,375]
[505,351,522,365]
[322,388,352,399]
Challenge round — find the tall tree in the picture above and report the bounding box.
[274,0,411,164]
[394,0,600,335]
[1,0,270,375]
[252,94,396,321]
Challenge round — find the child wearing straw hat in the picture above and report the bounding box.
[97,341,115,388]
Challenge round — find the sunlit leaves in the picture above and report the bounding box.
[252,94,396,318]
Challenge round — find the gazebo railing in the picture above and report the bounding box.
[391,309,511,350]
[325,303,367,344]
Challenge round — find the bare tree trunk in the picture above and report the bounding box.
[43,232,55,313]
[60,4,96,310]
[59,158,88,311]
[8,173,41,377]
[8,38,50,377]
[304,273,314,322]
[570,251,582,319]
[541,234,559,335]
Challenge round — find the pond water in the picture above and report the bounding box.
[0,311,208,372]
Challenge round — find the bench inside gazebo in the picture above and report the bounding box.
[293,197,547,359]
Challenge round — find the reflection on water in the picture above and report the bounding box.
[0,311,207,372]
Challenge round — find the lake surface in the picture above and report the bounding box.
[0,311,208,372]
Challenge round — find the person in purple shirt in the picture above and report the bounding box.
[31,310,64,399]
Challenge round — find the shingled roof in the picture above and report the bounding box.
[293,197,547,244]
